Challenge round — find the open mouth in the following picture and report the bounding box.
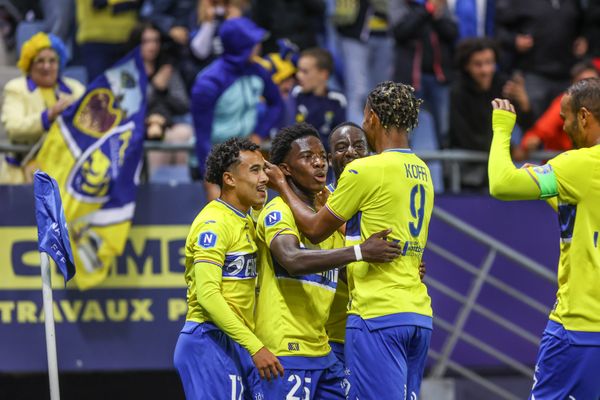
[314,172,327,182]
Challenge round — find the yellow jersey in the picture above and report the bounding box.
[323,183,349,344]
[184,198,258,331]
[546,145,600,342]
[325,149,434,329]
[255,196,338,368]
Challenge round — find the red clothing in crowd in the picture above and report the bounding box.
[520,94,572,152]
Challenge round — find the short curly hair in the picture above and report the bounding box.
[366,81,423,132]
[270,123,320,165]
[205,138,260,187]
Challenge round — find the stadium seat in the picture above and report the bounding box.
[63,65,88,86]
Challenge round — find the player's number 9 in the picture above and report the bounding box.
[409,184,426,237]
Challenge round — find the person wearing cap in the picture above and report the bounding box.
[191,16,284,201]
[0,32,85,184]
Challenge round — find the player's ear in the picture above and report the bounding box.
[579,107,590,127]
[222,171,235,188]
[279,163,292,177]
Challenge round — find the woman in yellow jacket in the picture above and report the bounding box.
[0,32,85,184]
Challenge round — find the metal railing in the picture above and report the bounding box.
[426,206,555,400]
[0,140,561,194]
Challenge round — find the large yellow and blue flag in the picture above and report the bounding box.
[36,49,147,289]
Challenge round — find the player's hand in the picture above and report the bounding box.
[252,347,284,381]
[491,98,516,114]
[360,229,402,263]
[419,261,426,280]
[314,188,330,211]
[264,161,287,191]
[520,162,539,169]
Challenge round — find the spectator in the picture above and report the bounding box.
[334,0,393,124]
[128,22,192,178]
[514,61,600,162]
[448,37,531,189]
[191,17,283,200]
[390,0,458,148]
[287,47,346,151]
[254,49,297,135]
[75,0,140,81]
[0,32,84,184]
[495,0,586,119]
[252,0,325,54]
[141,0,195,45]
[184,0,248,87]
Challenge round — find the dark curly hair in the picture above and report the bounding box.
[366,81,423,132]
[270,123,320,165]
[205,138,260,187]
[455,37,499,72]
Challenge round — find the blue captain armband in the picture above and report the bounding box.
[530,165,558,199]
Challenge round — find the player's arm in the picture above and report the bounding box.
[270,229,401,275]
[192,224,283,380]
[488,99,558,201]
[194,263,262,352]
[194,264,283,380]
[265,161,344,243]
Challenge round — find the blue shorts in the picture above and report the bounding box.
[261,353,348,399]
[345,316,431,400]
[329,341,345,365]
[530,321,600,399]
[173,321,262,400]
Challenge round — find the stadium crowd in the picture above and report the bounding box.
[1,0,599,192]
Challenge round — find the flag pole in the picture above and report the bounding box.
[40,251,60,400]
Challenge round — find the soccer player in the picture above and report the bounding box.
[255,123,402,398]
[324,122,429,365]
[266,82,435,399]
[488,79,600,399]
[323,122,369,363]
[173,138,283,400]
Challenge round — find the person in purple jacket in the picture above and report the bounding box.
[191,17,284,201]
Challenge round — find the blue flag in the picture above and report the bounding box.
[33,171,76,284]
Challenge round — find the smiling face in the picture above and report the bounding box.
[282,135,328,195]
[329,125,368,179]
[225,150,268,208]
[29,48,59,88]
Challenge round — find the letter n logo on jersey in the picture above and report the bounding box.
[198,231,217,248]
[265,211,282,227]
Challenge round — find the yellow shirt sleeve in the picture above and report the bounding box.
[488,109,544,200]
[1,80,45,142]
[548,150,593,204]
[326,160,374,221]
[194,262,264,355]
[261,201,300,247]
